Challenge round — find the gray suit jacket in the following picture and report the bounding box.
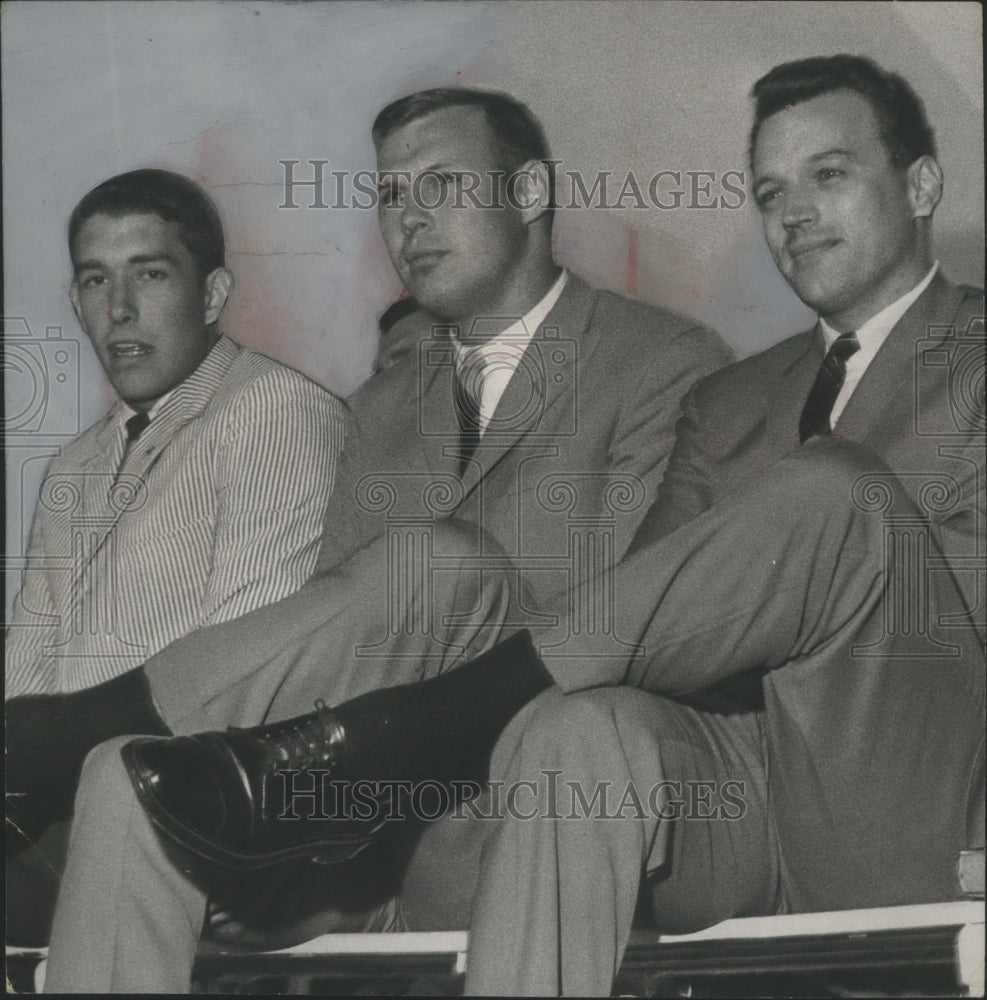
[636,273,985,616]
[625,273,985,909]
[317,274,732,607]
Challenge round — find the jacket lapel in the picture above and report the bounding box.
[76,336,240,568]
[63,408,127,524]
[79,407,126,477]
[414,320,463,478]
[460,276,595,493]
[123,336,240,480]
[836,273,964,440]
[765,329,822,451]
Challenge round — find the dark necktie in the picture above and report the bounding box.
[121,411,151,466]
[455,349,487,475]
[126,412,150,442]
[798,331,861,443]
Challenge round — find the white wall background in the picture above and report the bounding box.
[4,0,983,614]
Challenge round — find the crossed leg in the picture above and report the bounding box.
[464,440,984,994]
[44,442,985,992]
[44,522,517,992]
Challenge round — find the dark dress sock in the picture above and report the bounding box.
[6,668,170,803]
[6,670,171,945]
[5,818,71,947]
[333,628,554,784]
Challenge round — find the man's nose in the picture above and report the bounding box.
[108,279,136,323]
[781,186,817,230]
[399,195,431,234]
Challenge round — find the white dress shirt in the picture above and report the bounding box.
[822,262,938,427]
[454,270,568,434]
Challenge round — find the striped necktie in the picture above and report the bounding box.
[798,332,861,443]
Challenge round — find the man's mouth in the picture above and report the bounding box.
[108,342,152,359]
[403,249,448,272]
[787,238,840,263]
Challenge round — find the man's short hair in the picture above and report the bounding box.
[69,168,225,280]
[372,87,554,204]
[749,55,937,168]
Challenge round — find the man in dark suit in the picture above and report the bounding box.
[33,88,727,990]
[110,56,982,995]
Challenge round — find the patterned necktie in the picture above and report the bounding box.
[798,331,861,443]
[455,348,487,475]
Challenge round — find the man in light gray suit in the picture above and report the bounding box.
[461,56,985,993]
[318,87,730,606]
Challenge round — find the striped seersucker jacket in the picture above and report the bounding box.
[6,335,346,695]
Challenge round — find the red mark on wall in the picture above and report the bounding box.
[626,225,639,297]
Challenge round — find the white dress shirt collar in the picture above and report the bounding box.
[120,388,175,425]
[820,262,938,427]
[454,269,569,434]
[820,261,938,350]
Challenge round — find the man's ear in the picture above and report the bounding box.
[511,159,553,225]
[203,267,233,325]
[908,155,943,219]
[68,280,86,333]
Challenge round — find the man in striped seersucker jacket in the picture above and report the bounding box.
[5,168,346,946]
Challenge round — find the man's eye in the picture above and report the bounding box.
[378,178,405,205]
[140,269,166,280]
[756,188,781,209]
[817,167,844,182]
[81,275,105,288]
[417,172,450,200]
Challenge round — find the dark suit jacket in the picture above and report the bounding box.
[317,274,732,608]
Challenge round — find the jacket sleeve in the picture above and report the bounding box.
[609,324,732,557]
[625,369,726,552]
[5,482,59,696]
[309,408,383,573]
[197,370,346,626]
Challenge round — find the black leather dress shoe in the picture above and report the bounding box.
[121,702,388,869]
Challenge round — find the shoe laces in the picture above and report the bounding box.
[271,699,344,770]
